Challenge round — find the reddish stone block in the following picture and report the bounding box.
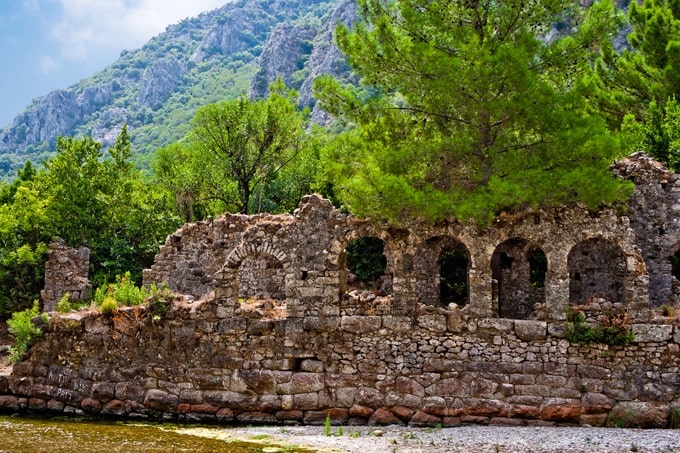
[408,410,441,427]
[391,405,415,422]
[368,407,403,426]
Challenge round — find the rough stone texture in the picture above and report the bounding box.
[40,238,91,312]
[20,153,680,426]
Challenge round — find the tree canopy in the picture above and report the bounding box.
[154,80,323,219]
[587,0,680,168]
[314,0,632,225]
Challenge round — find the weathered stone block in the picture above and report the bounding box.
[278,373,325,394]
[478,318,514,334]
[340,316,381,333]
[581,392,614,414]
[539,398,580,422]
[632,324,673,342]
[409,410,442,427]
[607,401,669,428]
[354,387,384,409]
[369,407,404,426]
[143,389,178,412]
[417,314,447,332]
[514,320,547,341]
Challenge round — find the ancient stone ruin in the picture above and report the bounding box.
[0,152,678,428]
[39,238,91,313]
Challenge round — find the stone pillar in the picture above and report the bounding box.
[41,238,91,312]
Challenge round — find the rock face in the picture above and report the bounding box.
[5,153,679,427]
[0,0,352,178]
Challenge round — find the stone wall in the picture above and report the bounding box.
[7,152,678,427]
[1,298,677,427]
[40,238,90,312]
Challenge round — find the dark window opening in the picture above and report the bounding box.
[528,249,547,288]
[345,237,388,290]
[492,238,546,319]
[500,252,513,269]
[439,248,470,306]
[670,251,680,280]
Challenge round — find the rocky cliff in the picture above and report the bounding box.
[0,0,353,180]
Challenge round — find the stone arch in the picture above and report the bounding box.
[491,237,547,319]
[568,237,625,305]
[225,241,288,269]
[215,241,289,309]
[415,236,471,307]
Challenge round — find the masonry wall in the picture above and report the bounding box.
[1,300,677,427]
[2,153,679,427]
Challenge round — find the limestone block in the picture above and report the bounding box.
[478,318,514,334]
[514,320,547,341]
[340,316,381,333]
[539,397,580,422]
[632,324,673,342]
[607,401,669,428]
[143,389,178,412]
[417,314,447,332]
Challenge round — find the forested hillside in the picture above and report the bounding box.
[0,0,353,180]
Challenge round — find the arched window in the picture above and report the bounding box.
[568,238,625,305]
[491,238,546,319]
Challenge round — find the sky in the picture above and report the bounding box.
[0,0,229,127]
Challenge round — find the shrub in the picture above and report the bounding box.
[565,307,634,346]
[55,293,72,313]
[99,296,119,315]
[7,301,43,363]
[146,283,173,318]
[113,272,145,306]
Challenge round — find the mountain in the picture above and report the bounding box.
[0,0,355,180]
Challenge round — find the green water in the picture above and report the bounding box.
[0,416,311,453]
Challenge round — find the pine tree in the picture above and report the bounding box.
[315,0,631,225]
[587,0,680,167]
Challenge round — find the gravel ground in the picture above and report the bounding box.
[192,425,680,453]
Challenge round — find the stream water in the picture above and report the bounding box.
[0,415,311,452]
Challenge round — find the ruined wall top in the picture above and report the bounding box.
[41,238,90,312]
[140,153,680,322]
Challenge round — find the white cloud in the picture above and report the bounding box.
[40,55,57,74]
[49,0,228,60]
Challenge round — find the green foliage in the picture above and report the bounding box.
[7,301,43,363]
[56,293,72,313]
[153,80,323,219]
[112,272,146,306]
[588,0,680,168]
[324,413,332,436]
[345,237,387,286]
[93,275,174,319]
[99,296,119,315]
[670,407,680,429]
[146,283,174,318]
[565,307,635,346]
[315,0,631,225]
[0,128,180,315]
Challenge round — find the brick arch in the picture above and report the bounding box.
[224,241,288,268]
